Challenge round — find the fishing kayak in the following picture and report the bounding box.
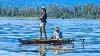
[18,38,74,45]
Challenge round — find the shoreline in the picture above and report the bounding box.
[0,17,36,18]
[0,17,56,19]
[0,17,99,20]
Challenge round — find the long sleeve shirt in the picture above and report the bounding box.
[52,31,62,39]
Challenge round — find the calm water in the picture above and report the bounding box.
[0,18,100,56]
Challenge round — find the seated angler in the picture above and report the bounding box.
[51,26,63,39]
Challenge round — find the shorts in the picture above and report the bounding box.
[40,22,46,27]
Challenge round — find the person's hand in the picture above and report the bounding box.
[39,17,42,19]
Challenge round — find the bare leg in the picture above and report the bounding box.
[43,24,47,39]
[40,26,42,38]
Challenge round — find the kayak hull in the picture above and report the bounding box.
[18,39,74,45]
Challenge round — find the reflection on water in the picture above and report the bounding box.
[19,44,75,56]
[0,18,100,56]
[39,44,46,56]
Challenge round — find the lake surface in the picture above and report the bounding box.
[0,18,100,56]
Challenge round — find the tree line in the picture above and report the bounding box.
[0,3,100,19]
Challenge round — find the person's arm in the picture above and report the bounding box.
[39,12,45,20]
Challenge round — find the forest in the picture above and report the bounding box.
[0,3,100,19]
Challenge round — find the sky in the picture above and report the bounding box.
[0,0,100,7]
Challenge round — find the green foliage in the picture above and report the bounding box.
[0,3,100,19]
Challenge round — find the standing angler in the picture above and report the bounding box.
[39,7,47,39]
